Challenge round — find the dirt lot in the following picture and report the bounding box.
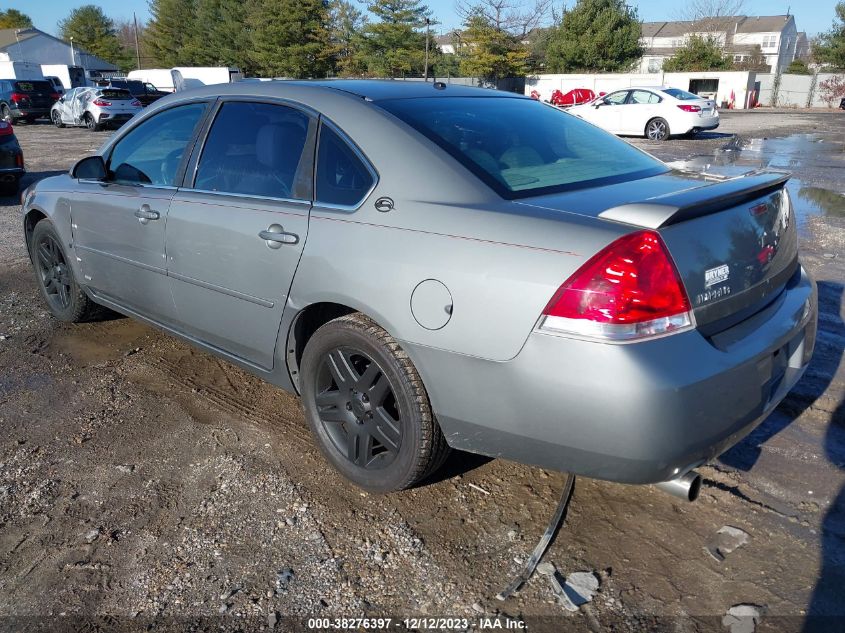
[0,111,844,632]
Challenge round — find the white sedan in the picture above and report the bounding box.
[568,87,719,140]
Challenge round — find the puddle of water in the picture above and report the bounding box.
[667,133,845,234]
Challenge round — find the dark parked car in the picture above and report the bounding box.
[0,79,59,123]
[0,119,24,196]
[97,79,168,107]
[840,97,845,110]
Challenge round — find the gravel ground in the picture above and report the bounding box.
[0,112,843,632]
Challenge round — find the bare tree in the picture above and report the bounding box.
[675,0,745,39]
[456,0,553,37]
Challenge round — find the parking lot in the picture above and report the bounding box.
[0,111,843,632]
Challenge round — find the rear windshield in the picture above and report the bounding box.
[100,89,132,100]
[13,81,52,93]
[378,97,667,199]
[662,88,700,100]
[110,80,144,93]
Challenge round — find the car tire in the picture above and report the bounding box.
[645,117,670,141]
[0,177,18,197]
[1,105,11,124]
[84,113,100,132]
[51,111,65,128]
[30,219,105,323]
[300,313,450,492]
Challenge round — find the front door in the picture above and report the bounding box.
[165,100,316,369]
[71,102,209,321]
[620,89,662,135]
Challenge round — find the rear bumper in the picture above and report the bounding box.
[10,107,49,120]
[406,265,816,484]
[97,112,134,125]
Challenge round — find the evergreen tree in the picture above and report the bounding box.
[459,11,529,81]
[146,0,198,67]
[188,0,251,70]
[544,0,642,73]
[0,9,33,29]
[248,0,331,78]
[329,0,368,76]
[814,2,845,69]
[58,5,127,67]
[662,35,733,72]
[359,0,430,77]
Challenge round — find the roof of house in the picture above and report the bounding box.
[0,27,118,71]
[641,15,794,39]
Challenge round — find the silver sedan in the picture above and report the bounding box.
[21,81,817,497]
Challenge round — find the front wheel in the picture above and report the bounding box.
[1,105,11,124]
[52,110,65,128]
[30,219,104,322]
[300,313,450,492]
[645,117,670,141]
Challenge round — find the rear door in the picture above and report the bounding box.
[71,101,210,321]
[165,99,316,369]
[622,89,662,135]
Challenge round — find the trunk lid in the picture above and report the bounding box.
[520,170,797,332]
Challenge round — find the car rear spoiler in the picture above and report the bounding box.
[599,171,790,229]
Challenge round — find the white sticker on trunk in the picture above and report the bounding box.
[705,264,730,288]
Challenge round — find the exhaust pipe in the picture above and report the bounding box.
[654,471,702,502]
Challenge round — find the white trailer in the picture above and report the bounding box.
[0,60,43,80]
[126,69,177,93]
[40,65,87,90]
[127,67,243,93]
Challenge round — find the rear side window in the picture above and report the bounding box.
[378,97,666,199]
[194,101,313,200]
[315,125,375,207]
[630,90,661,104]
[108,102,206,186]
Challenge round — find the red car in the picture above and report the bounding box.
[551,88,597,107]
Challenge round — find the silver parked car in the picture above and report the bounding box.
[21,81,817,496]
[51,87,143,131]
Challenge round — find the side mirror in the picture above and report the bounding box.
[71,155,107,180]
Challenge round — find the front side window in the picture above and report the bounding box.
[194,101,313,200]
[604,91,629,105]
[315,124,375,207]
[378,97,667,198]
[107,102,206,186]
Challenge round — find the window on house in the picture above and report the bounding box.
[762,35,778,49]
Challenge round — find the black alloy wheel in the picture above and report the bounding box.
[34,231,73,313]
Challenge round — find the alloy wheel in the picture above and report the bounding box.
[35,234,72,311]
[647,119,668,140]
[314,346,402,470]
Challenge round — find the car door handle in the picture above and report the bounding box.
[134,204,160,225]
[259,224,299,249]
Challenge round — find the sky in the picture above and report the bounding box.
[7,0,841,38]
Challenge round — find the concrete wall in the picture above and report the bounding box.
[394,76,526,93]
[756,73,843,107]
[526,71,757,108]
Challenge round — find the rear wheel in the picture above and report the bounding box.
[30,220,104,322]
[1,105,11,124]
[300,313,450,492]
[84,113,100,132]
[645,117,670,141]
[52,110,65,128]
[0,177,19,197]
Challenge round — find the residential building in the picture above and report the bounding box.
[638,15,802,73]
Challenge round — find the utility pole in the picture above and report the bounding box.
[424,18,431,81]
[133,12,141,70]
[70,36,76,66]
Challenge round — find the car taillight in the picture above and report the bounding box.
[538,230,693,341]
[9,92,24,103]
[93,99,111,106]
[677,104,702,112]
[16,153,23,168]
[0,121,12,136]
[130,99,142,107]
[50,92,61,100]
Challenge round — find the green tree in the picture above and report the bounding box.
[329,0,368,76]
[58,5,127,67]
[359,0,430,77]
[187,0,251,70]
[544,0,642,72]
[813,2,845,69]
[734,44,770,72]
[459,12,529,81]
[0,9,33,28]
[662,35,733,71]
[248,0,331,78]
[786,58,812,75]
[146,0,198,67]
